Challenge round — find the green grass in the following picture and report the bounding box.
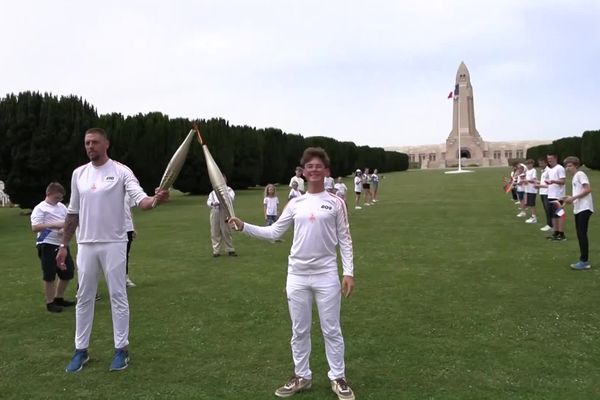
[1,167,599,399]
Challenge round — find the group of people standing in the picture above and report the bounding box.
[31,128,169,373]
[28,132,357,399]
[157,150,358,399]
[32,182,140,314]
[255,165,381,230]
[353,168,380,210]
[508,153,594,270]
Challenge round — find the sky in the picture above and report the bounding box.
[1,0,599,147]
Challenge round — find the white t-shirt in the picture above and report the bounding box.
[67,159,148,243]
[334,182,347,198]
[516,169,526,193]
[207,187,235,209]
[264,196,279,216]
[525,168,537,194]
[539,167,550,196]
[31,200,68,246]
[289,176,305,193]
[572,170,594,214]
[243,190,354,276]
[354,176,362,193]
[371,173,380,185]
[547,164,566,199]
[324,176,335,191]
[288,188,301,200]
[124,193,136,232]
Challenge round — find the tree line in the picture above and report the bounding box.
[0,91,409,209]
[526,131,600,169]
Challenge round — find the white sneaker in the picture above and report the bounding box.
[514,201,520,205]
[516,211,526,217]
[126,277,136,288]
[364,203,371,206]
[275,376,312,398]
[525,217,537,224]
[540,225,552,231]
[354,206,362,210]
[372,199,378,203]
[331,378,355,400]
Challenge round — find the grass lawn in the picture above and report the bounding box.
[1,167,599,399]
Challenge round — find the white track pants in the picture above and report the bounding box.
[286,271,345,381]
[75,242,129,350]
[210,208,234,254]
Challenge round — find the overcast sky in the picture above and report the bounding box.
[1,0,599,147]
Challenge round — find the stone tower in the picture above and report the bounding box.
[446,62,484,164]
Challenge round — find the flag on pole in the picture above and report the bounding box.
[447,91,453,99]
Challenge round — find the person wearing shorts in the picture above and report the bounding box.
[31,182,76,313]
[524,159,538,224]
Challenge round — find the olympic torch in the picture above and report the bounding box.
[152,129,195,208]
[194,125,236,223]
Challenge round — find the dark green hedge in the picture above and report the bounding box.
[582,130,600,170]
[0,92,409,209]
[552,136,582,163]
[526,144,554,164]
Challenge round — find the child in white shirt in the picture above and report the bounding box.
[264,184,279,225]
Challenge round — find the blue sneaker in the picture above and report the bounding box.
[65,349,89,373]
[570,261,591,270]
[109,349,129,371]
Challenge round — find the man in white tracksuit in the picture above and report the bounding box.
[230,147,356,400]
[57,128,169,373]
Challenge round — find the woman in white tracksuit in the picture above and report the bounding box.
[230,147,356,400]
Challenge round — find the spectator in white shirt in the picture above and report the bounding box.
[353,170,362,210]
[564,156,594,269]
[334,177,348,208]
[324,170,335,194]
[263,184,279,225]
[288,181,302,200]
[289,166,305,194]
[535,157,553,232]
[371,169,380,203]
[545,153,567,240]
[207,181,237,257]
[515,163,527,218]
[524,159,538,224]
[31,182,76,313]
